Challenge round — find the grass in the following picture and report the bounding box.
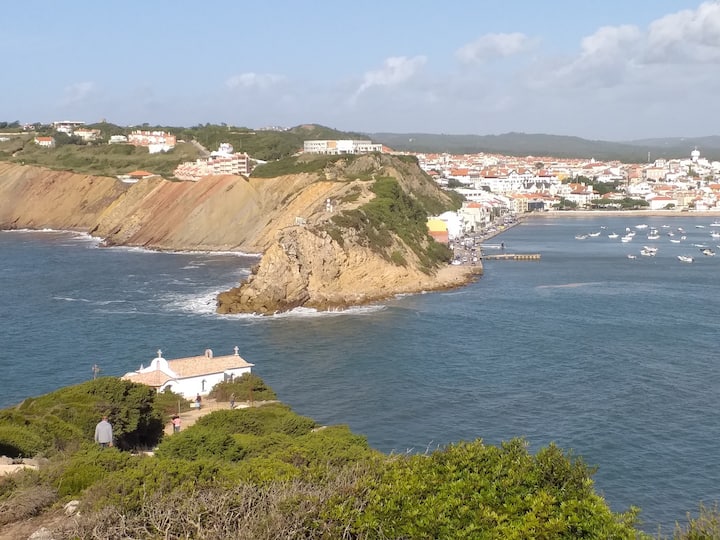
[9,141,200,178]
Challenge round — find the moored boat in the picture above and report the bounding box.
[677,255,694,263]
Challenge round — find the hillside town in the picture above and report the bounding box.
[10,121,720,238]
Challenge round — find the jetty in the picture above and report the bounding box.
[483,253,541,261]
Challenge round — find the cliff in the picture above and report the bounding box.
[0,157,477,314]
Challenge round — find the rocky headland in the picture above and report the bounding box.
[0,155,476,315]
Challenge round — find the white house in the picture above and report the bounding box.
[121,347,254,398]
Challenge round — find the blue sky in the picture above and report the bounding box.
[3,1,719,140]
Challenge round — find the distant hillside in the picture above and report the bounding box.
[369,132,720,162]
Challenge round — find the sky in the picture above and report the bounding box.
[3,1,720,140]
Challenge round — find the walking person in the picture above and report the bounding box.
[171,415,181,433]
[195,393,202,409]
[94,415,113,447]
[230,393,235,409]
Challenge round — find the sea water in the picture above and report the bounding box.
[1,216,719,533]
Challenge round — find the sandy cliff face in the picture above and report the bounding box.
[217,225,476,315]
[0,158,476,315]
[0,163,128,230]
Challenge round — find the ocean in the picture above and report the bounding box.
[1,216,719,533]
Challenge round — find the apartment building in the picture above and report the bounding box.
[303,139,383,155]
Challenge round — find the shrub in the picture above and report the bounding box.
[209,373,277,402]
[194,404,315,437]
[0,424,46,458]
[154,428,246,461]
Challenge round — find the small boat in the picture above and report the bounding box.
[711,231,720,238]
[621,235,633,243]
[635,224,648,229]
[647,233,660,240]
[701,248,715,256]
[678,228,685,233]
[627,254,637,259]
[640,248,657,257]
[575,234,588,240]
[677,255,694,263]
[588,231,601,237]
[696,225,706,229]
[608,233,619,239]
[670,239,681,243]
[681,235,687,240]
[711,221,720,227]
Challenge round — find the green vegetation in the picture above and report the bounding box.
[209,373,277,402]
[329,176,451,271]
[3,375,713,538]
[592,197,650,210]
[9,140,200,178]
[251,153,348,178]
[370,132,720,162]
[176,123,366,162]
[0,377,165,456]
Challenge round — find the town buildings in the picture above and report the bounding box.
[173,143,253,181]
[423,148,720,241]
[33,136,56,148]
[128,130,176,153]
[303,139,383,155]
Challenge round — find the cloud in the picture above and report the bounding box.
[62,81,97,106]
[225,72,285,89]
[644,1,720,63]
[353,55,426,101]
[456,32,533,63]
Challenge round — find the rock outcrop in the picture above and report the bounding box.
[0,156,478,315]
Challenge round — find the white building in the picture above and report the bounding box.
[121,347,254,398]
[34,136,56,148]
[174,143,253,180]
[52,120,85,134]
[128,130,176,152]
[303,139,383,155]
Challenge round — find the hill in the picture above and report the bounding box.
[0,376,646,539]
[368,131,720,162]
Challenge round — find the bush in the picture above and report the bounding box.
[0,424,46,458]
[154,428,246,461]
[0,378,165,454]
[193,404,315,437]
[209,373,277,402]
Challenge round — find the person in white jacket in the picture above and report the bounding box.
[94,415,113,447]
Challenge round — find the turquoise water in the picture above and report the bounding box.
[1,216,719,533]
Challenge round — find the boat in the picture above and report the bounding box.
[621,235,633,243]
[647,232,660,240]
[640,248,657,257]
[670,239,681,243]
[696,225,706,229]
[711,231,720,238]
[608,233,619,239]
[635,224,648,229]
[588,231,601,237]
[575,234,588,240]
[677,255,694,263]
[701,248,715,256]
[711,221,720,227]
[627,254,637,259]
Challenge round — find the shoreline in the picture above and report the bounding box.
[522,209,720,218]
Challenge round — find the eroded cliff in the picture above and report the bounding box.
[0,156,477,315]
